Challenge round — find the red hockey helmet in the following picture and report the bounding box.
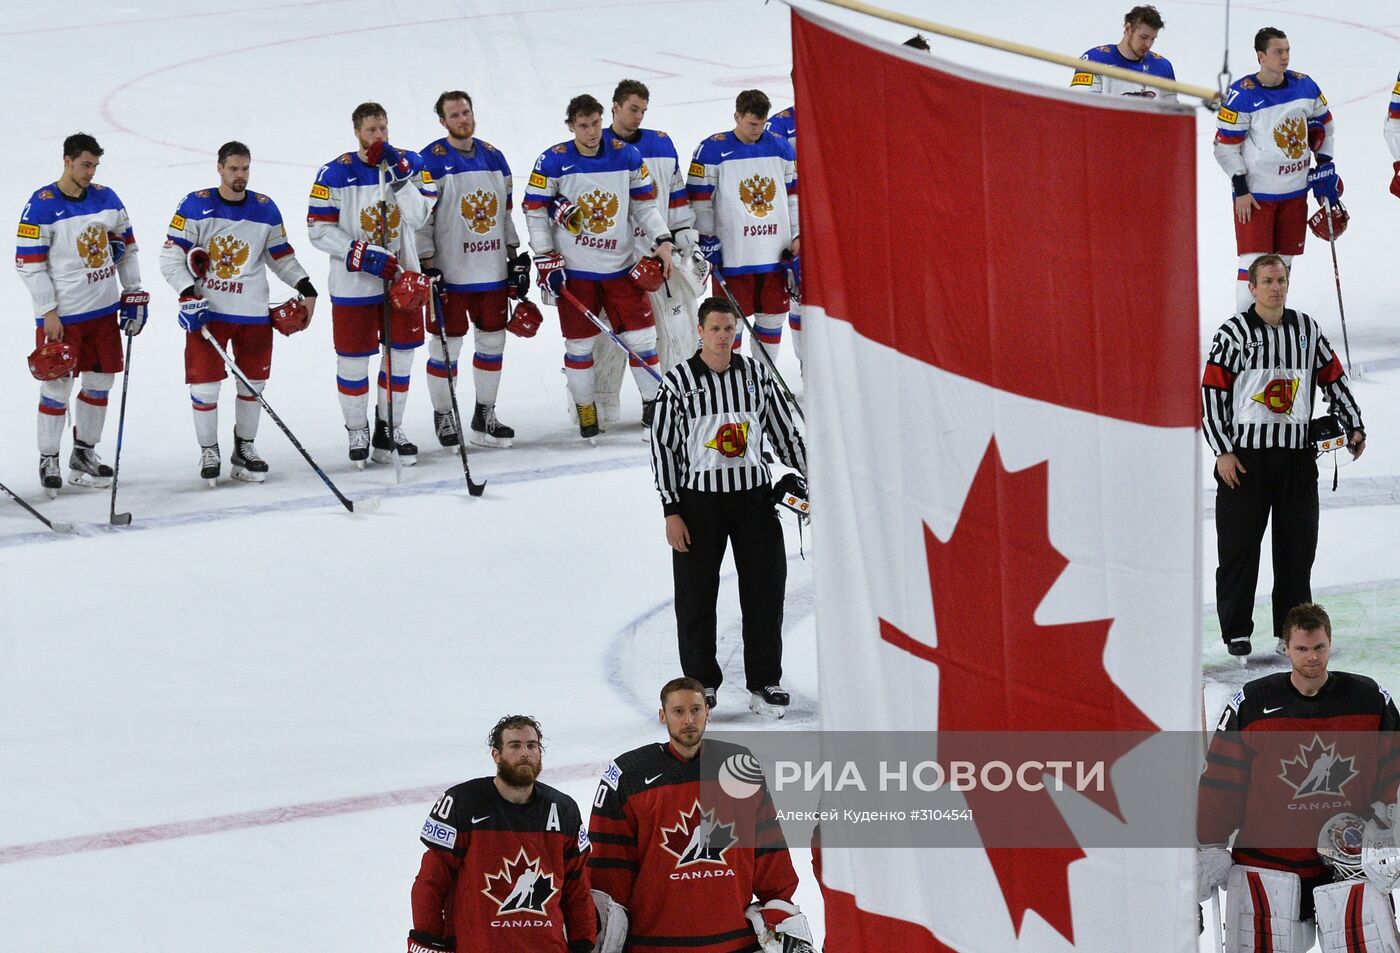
[1308,201,1349,241]
[506,300,543,338]
[270,297,310,336]
[628,256,665,293]
[28,339,76,381]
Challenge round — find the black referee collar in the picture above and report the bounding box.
[1243,305,1296,331]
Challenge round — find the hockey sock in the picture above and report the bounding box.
[234,378,264,441]
[788,307,804,367]
[621,327,660,401]
[471,329,505,407]
[336,354,371,429]
[753,312,785,361]
[563,337,596,406]
[425,334,462,415]
[190,382,221,448]
[376,345,414,427]
[36,377,72,454]
[73,372,115,446]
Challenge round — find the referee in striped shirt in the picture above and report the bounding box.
[1202,254,1365,658]
[649,296,806,715]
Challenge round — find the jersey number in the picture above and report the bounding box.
[433,794,454,821]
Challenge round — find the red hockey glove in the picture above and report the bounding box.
[270,297,310,336]
[389,270,434,311]
[507,300,543,338]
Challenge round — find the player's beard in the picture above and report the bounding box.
[497,757,540,787]
[668,723,703,749]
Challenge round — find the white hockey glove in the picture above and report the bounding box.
[591,889,628,953]
[1197,845,1233,903]
[745,899,815,953]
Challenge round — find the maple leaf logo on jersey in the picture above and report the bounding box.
[704,421,750,458]
[1278,735,1359,799]
[738,175,777,218]
[460,189,499,235]
[76,224,109,269]
[480,848,559,916]
[207,235,250,279]
[879,438,1158,944]
[1250,377,1299,414]
[1273,115,1308,160]
[576,189,619,235]
[359,204,401,242]
[660,802,737,867]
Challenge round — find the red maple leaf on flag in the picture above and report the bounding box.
[879,438,1159,943]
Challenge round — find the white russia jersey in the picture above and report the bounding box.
[1386,70,1400,161]
[160,189,309,324]
[16,182,141,324]
[687,130,798,275]
[601,127,694,259]
[306,150,436,306]
[1070,45,1178,100]
[417,136,518,293]
[1214,71,1333,201]
[522,139,667,281]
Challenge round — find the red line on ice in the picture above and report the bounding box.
[0,761,604,865]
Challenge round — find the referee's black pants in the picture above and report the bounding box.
[673,485,786,692]
[1214,447,1318,646]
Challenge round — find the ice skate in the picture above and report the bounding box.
[198,444,221,487]
[231,438,268,483]
[748,685,790,719]
[68,440,113,488]
[433,410,459,448]
[576,402,600,441]
[470,402,514,449]
[39,453,61,499]
[372,417,417,466]
[347,426,371,469]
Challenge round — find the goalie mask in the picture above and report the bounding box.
[28,339,76,381]
[1318,812,1367,881]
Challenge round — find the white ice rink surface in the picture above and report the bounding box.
[2,1,1400,950]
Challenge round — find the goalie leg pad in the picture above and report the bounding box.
[1224,865,1314,953]
[591,889,628,953]
[1315,880,1400,953]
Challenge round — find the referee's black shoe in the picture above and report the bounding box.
[1227,637,1252,657]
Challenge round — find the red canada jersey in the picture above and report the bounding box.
[1198,670,1400,879]
[587,740,798,953]
[411,777,596,953]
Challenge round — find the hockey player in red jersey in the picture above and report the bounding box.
[409,715,596,953]
[1197,603,1400,950]
[587,678,814,953]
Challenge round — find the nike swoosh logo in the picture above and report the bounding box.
[1253,100,1264,107]
[720,151,735,157]
[200,209,213,214]
[1263,706,1283,714]
[471,815,491,824]
[561,165,575,172]
[645,774,663,785]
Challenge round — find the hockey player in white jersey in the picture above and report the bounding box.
[1386,69,1400,197]
[161,141,319,484]
[1070,5,1178,101]
[418,90,525,450]
[688,90,798,363]
[590,79,702,427]
[522,94,674,440]
[1214,28,1337,310]
[16,133,146,496]
[307,102,436,466]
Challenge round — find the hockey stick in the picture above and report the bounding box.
[108,328,135,525]
[426,289,485,496]
[558,286,664,383]
[199,327,378,514]
[709,268,806,422]
[377,160,402,482]
[1322,197,1357,377]
[0,478,77,534]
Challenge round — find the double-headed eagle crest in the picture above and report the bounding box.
[208,235,250,279]
[577,189,619,235]
[359,203,401,242]
[738,175,777,218]
[1273,115,1308,160]
[76,224,109,269]
[460,189,498,235]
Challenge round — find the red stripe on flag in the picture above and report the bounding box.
[795,10,1198,429]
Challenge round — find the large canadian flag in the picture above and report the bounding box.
[795,9,1202,952]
